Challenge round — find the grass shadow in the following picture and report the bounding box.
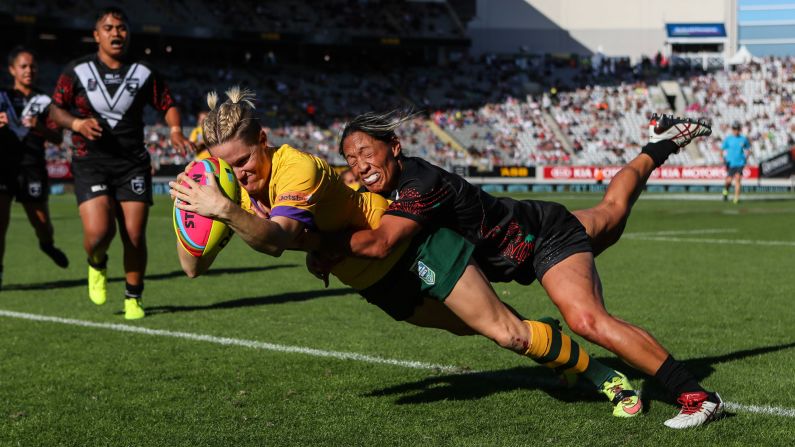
[142,287,354,316]
[2,264,298,292]
[368,342,795,406]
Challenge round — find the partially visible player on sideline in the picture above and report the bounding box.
[170,88,642,418]
[0,46,69,289]
[721,121,750,204]
[49,7,194,319]
[316,111,723,429]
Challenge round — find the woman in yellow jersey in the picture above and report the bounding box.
[170,88,640,417]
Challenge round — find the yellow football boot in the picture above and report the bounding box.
[88,264,107,305]
[124,298,145,320]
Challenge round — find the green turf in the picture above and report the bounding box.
[1,193,794,446]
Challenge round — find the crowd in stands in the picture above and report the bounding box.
[33,55,795,173]
[1,0,463,38]
[5,0,794,171]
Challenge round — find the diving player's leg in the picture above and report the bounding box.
[574,114,712,255]
[116,200,148,320]
[442,260,642,417]
[541,252,723,427]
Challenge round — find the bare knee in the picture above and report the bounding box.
[564,310,603,342]
[84,226,116,253]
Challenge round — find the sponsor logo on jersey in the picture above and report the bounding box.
[277,192,310,203]
[416,260,436,286]
[90,184,107,193]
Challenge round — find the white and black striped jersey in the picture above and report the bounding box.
[53,53,174,162]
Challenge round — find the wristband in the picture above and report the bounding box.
[170,126,182,134]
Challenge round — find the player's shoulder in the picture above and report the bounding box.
[399,156,444,186]
[64,54,95,72]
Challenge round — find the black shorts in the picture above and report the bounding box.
[727,166,744,177]
[0,162,49,203]
[478,200,592,286]
[359,228,475,321]
[72,158,152,205]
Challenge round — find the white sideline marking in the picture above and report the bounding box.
[1,309,794,419]
[624,228,738,236]
[623,235,795,247]
[724,402,795,418]
[0,309,464,373]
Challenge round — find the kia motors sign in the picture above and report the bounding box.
[542,166,759,181]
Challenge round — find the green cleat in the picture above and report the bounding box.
[124,298,145,320]
[601,372,643,418]
[88,264,107,305]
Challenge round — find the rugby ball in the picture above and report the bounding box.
[173,157,240,257]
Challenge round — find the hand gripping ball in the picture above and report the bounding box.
[173,157,240,257]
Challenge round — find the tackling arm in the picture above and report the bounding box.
[344,214,422,259]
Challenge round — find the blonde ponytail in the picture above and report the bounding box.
[202,86,261,147]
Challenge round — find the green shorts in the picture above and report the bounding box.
[359,227,474,321]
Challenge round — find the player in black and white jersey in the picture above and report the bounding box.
[49,7,194,319]
[0,46,69,289]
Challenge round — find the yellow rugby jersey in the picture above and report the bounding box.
[266,144,408,289]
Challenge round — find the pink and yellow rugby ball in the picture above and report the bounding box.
[173,157,241,257]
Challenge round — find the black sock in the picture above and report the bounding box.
[87,255,108,270]
[654,355,707,398]
[641,140,679,167]
[125,282,144,299]
[40,242,69,268]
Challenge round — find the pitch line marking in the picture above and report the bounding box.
[1,309,794,419]
[623,235,795,247]
[624,228,738,236]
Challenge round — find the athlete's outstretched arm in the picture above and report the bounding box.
[170,172,305,258]
[177,240,218,278]
[345,214,422,259]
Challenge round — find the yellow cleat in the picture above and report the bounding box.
[88,264,107,305]
[124,298,145,320]
[601,372,643,418]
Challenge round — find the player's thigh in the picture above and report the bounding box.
[442,261,519,335]
[116,200,150,240]
[540,251,609,329]
[78,195,116,237]
[405,297,475,335]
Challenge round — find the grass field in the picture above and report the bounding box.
[1,192,794,446]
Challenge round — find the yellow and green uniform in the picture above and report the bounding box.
[262,144,408,289]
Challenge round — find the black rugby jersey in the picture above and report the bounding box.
[384,156,544,283]
[0,87,57,165]
[52,54,174,162]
